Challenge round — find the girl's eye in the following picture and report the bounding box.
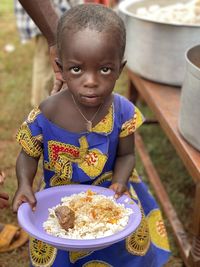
[100,67,111,75]
[70,67,81,74]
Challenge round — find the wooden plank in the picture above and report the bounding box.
[135,133,191,266]
[127,69,200,183]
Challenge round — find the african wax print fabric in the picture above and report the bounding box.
[17,93,170,267]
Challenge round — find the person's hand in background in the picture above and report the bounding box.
[49,45,64,95]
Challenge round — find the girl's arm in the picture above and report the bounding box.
[12,150,39,212]
[110,134,135,198]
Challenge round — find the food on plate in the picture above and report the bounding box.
[43,189,133,239]
[135,0,200,24]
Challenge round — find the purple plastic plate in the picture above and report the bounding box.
[18,184,141,251]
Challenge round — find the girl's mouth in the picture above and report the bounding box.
[81,95,101,105]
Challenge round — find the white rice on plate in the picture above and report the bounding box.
[43,190,133,239]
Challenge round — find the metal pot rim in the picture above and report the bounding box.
[185,44,200,77]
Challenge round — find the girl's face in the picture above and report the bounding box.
[60,28,125,108]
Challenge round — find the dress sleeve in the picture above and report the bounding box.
[16,107,43,157]
[119,96,145,138]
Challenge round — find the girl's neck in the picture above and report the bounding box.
[51,89,114,133]
[66,89,113,116]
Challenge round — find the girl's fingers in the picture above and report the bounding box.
[29,197,37,211]
[13,199,23,213]
[21,194,37,211]
[124,191,132,198]
[109,183,131,199]
[13,194,36,212]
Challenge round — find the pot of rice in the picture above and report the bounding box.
[118,0,200,86]
[179,44,200,151]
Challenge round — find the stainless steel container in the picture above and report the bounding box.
[179,44,200,151]
[118,0,200,86]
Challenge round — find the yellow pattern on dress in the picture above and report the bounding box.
[50,174,78,186]
[78,148,107,177]
[16,122,42,158]
[79,136,89,158]
[129,184,139,201]
[129,169,141,183]
[39,178,46,191]
[92,105,113,134]
[83,260,113,267]
[92,171,112,185]
[34,134,43,143]
[54,155,72,178]
[69,251,93,263]
[45,136,107,178]
[27,107,41,123]
[47,140,83,164]
[135,106,144,129]
[126,208,150,256]
[147,209,170,251]
[29,237,57,267]
[120,106,144,138]
[45,154,73,182]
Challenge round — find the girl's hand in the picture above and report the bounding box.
[109,182,131,199]
[12,185,37,212]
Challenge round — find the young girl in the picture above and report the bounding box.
[13,4,170,267]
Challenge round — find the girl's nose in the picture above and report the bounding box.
[83,72,98,88]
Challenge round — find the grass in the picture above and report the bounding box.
[0,1,194,266]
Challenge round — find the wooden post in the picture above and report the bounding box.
[128,79,138,104]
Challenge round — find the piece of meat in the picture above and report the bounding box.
[55,206,75,230]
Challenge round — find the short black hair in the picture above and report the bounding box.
[57,3,126,60]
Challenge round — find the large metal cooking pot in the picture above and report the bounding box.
[118,0,200,86]
[179,44,200,151]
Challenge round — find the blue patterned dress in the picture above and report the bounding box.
[17,93,170,267]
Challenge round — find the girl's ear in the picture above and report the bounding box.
[55,58,63,71]
[117,59,127,79]
[120,59,127,74]
[55,58,66,81]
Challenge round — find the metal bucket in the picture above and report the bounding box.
[179,44,200,151]
[118,0,200,86]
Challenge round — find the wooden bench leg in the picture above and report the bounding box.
[135,133,191,266]
[189,183,200,267]
[189,237,200,267]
